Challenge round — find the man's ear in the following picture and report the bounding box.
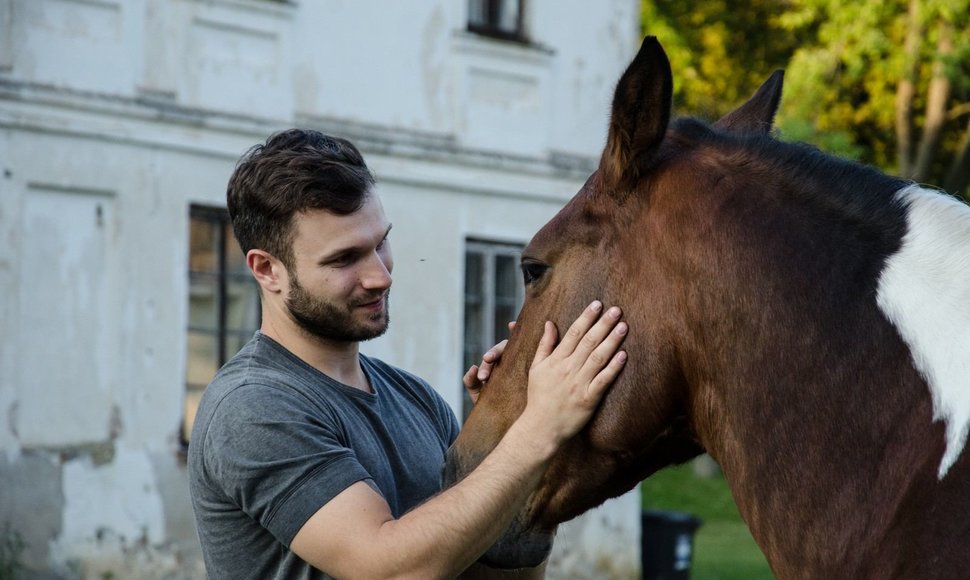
[247,249,286,294]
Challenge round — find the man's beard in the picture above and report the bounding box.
[285,275,390,342]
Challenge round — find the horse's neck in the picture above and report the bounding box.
[703,339,939,572]
[695,184,970,574]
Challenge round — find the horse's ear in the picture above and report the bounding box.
[713,70,784,135]
[599,36,672,194]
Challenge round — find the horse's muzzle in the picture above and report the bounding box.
[478,518,554,570]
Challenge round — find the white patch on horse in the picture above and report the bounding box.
[876,184,970,480]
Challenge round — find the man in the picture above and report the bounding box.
[187,129,629,579]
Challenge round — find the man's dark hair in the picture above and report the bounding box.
[227,129,375,268]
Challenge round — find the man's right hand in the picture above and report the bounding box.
[518,301,627,452]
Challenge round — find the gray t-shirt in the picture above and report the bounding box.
[188,332,461,579]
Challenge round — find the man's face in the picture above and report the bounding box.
[283,194,393,342]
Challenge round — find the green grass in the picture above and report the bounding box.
[641,462,775,580]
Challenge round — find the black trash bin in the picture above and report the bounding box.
[641,510,703,580]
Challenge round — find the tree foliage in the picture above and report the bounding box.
[642,0,970,198]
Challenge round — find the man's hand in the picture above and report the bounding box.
[518,301,627,450]
[463,322,515,405]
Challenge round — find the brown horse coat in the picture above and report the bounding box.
[445,37,970,578]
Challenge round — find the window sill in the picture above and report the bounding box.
[466,24,529,45]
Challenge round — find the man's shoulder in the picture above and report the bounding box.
[205,333,313,397]
[191,335,321,445]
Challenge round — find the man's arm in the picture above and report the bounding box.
[290,302,627,579]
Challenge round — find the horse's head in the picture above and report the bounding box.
[443,37,786,569]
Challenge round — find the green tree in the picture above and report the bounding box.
[642,0,970,199]
[641,0,800,119]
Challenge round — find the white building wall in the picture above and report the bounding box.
[0,0,643,577]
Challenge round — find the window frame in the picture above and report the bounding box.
[182,205,260,448]
[462,239,525,418]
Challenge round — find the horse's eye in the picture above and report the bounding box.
[520,261,548,286]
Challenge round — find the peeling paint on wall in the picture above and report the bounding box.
[0,451,64,572]
[52,449,166,568]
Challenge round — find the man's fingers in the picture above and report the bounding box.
[463,365,480,390]
[478,339,508,381]
[561,305,622,364]
[554,301,605,357]
[463,365,483,405]
[531,321,558,367]
[578,320,628,383]
[521,306,628,446]
[586,350,628,401]
[481,342,504,364]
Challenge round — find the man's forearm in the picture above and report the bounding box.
[377,420,554,578]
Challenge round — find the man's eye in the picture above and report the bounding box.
[330,254,355,267]
[520,261,548,285]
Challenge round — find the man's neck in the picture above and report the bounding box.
[260,318,371,393]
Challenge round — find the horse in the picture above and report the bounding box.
[443,36,970,578]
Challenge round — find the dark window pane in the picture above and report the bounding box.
[468,0,487,27]
[188,275,219,331]
[189,219,219,273]
[494,303,517,342]
[465,250,483,299]
[494,254,518,300]
[226,278,259,332]
[224,226,249,275]
[182,385,205,443]
[498,0,520,33]
[467,0,524,40]
[464,301,484,348]
[226,331,254,358]
[186,330,219,387]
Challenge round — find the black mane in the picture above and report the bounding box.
[670,116,910,255]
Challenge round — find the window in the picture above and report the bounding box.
[467,0,525,42]
[462,240,524,418]
[182,206,260,445]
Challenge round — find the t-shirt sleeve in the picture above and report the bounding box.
[438,387,461,444]
[200,383,372,547]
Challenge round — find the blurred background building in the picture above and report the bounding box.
[0,0,642,577]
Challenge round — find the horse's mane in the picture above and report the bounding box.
[669,117,911,251]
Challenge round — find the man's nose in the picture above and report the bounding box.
[361,252,392,290]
